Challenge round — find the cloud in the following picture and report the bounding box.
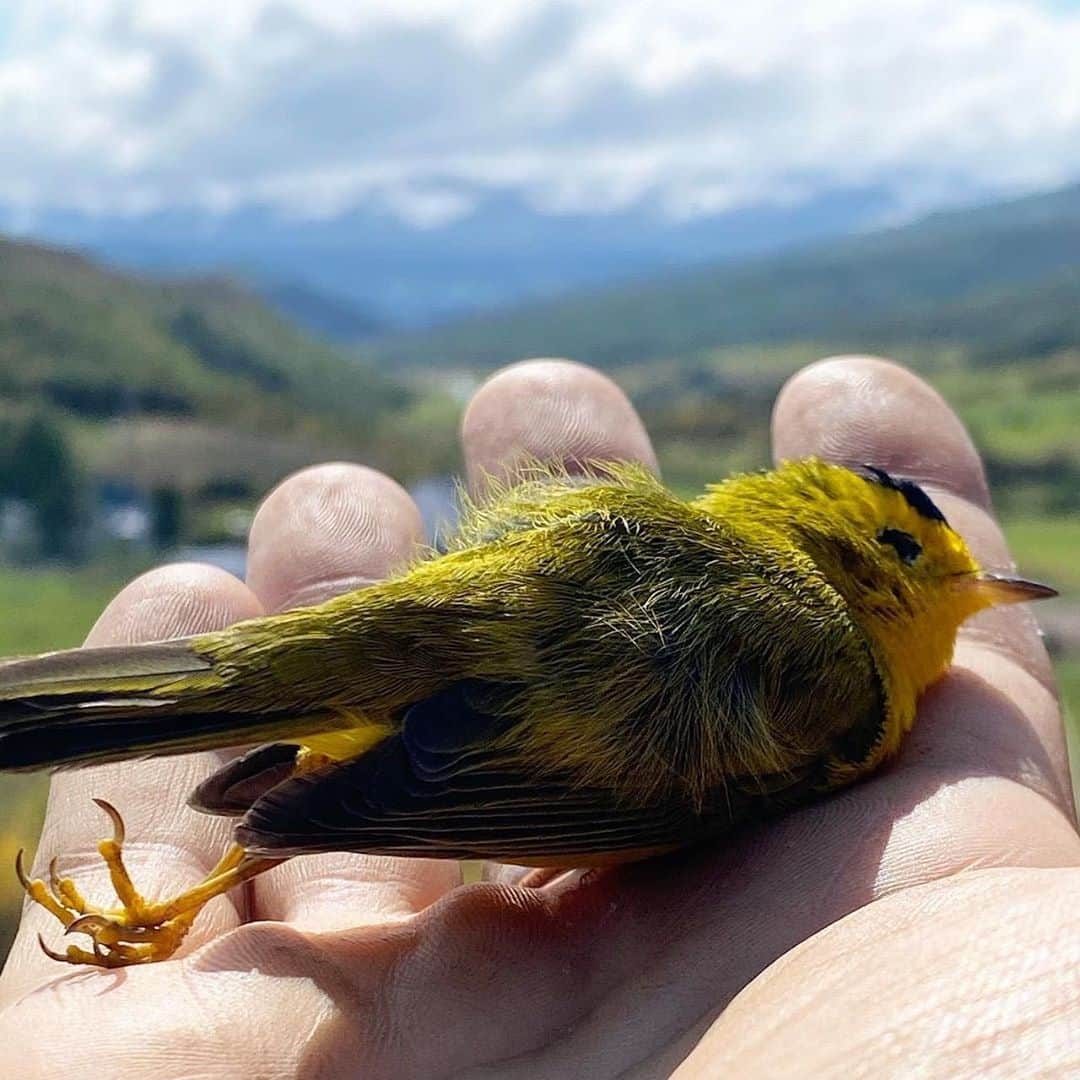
[2,0,1080,224]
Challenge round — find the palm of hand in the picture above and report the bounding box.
[1,356,1076,1080]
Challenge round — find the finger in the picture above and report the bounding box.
[772,354,992,508]
[246,462,428,613]
[462,358,658,883]
[462,358,658,490]
[771,354,1071,807]
[245,463,461,931]
[0,563,263,1003]
[772,354,1048,673]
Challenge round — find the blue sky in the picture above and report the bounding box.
[1,1,1079,226]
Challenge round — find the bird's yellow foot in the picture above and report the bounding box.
[17,798,281,968]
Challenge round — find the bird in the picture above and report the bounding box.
[0,458,1056,968]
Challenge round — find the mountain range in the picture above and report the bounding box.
[368,182,1080,370]
[10,186,897,331]
[19,178,1077,371]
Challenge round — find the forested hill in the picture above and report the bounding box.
[0,235,469,500]
[369,183,1080,370]
[0,236,410,436]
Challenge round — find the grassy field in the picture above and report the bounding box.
[1057,659,1080,716]
[0,565,126,654]
[1001,516,1080,800]
[1002,517,1080,596]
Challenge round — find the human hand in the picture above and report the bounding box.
[0,356,1076,1079]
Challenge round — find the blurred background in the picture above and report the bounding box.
[0,1,1077,957]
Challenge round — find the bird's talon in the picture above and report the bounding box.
[64,913,111,938]
[46,908,185,964]
[92,798,125,845]
[18,801,169,965]
[36,931,141,969]
[36,933,71,964]
[16,849,79,926]
[21,802,279,967]
[14,849,30,892]
[45,857,83,913]
[58,877,88,913]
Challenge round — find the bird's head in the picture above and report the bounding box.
[786,461,1053,692]
[700,458,1055,772]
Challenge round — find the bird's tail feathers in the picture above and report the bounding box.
[0,638,334,771]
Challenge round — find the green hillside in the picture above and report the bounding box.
[371,184,1080,370]
[0,237,459,491]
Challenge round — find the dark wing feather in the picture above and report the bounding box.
[236,682,720,863]
[189,742,302,816]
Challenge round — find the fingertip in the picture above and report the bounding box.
[462,358,657,490]
[85,563,263,647]
[246,462,425,612]
[772,355,991,511]
[770,355,1061,674]
[241,463,458,923]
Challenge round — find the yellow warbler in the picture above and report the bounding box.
[0,459,1055,967]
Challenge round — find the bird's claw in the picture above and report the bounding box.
[16,800,195,968]
[64,912,112,937]
[14,848,31,893]
[92,797,125,846]
[18,799,280,968]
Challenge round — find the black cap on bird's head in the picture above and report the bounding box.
[851,464,949,525]
[697,459,1056,613]
[848,462,1056,608]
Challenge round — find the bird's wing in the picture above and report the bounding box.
[233,681,734,864]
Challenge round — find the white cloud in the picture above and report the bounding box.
[2,0,1080,223]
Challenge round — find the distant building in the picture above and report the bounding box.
[0,499,34,551]
[95,480,152,544]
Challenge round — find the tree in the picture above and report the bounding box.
[150,487,183,550]
[9,416,85,560]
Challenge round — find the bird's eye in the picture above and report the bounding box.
[878,528,922,565]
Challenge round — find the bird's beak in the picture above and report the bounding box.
[955,572,1058,608]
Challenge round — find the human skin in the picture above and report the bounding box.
[0,355,1077,1079]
